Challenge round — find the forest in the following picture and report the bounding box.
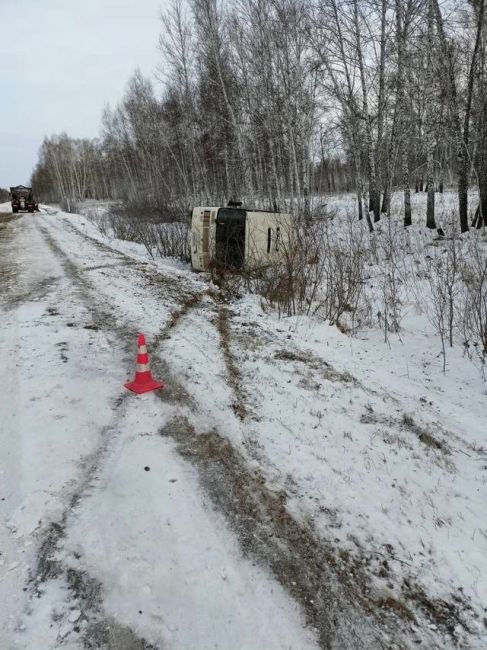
[30,0,487,233]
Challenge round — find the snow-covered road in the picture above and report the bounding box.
[0,210,320,649]
[1,206,486,649]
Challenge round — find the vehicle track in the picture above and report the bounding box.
[29,215,451,649]
[0,214,60,309]
[206,290,472,645]
[27,397,161,650]
[21,222,160,649]
[214,306,251,421]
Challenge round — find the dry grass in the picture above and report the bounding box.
[274,349,356,384]
[401,414,449,453]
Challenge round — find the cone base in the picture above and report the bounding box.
[124,379,165,394]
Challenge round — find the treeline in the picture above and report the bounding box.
[0,188,10,203]
[32,0,487,231]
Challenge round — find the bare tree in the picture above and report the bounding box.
[425,0,437,229]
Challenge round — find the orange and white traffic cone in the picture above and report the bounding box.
[124,333,165,394]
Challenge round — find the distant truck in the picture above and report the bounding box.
[10,185,39,213]
[191,202,293,272]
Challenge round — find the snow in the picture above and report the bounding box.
[0,216,122,644]
[162,289,487,637]
[63,403,317,649]
[2,195,487,648]
[243,304,485,596]
[317,187,479,226]
[1,211,319,650]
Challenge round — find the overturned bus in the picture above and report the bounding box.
[191,204,293,272]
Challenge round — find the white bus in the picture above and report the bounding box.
[190,204,293,272]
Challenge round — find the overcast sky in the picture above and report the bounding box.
[0,0,166,188]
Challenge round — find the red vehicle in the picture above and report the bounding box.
[10,185,39,213]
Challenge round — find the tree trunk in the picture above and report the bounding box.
[425,0,436,229]
[354,0,380,222]
[432,0,469,232]
[375,0,388,212]
[395,0,412,227]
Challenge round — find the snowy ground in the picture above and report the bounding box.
[1,198,486,649]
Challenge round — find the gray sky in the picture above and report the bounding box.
[0,0,165,188]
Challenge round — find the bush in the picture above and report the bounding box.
[461,235,487,357]
[102,201,190,262]
[258,211,370,332]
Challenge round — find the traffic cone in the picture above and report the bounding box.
[124,333,165,394]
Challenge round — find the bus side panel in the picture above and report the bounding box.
[245,213,293,270]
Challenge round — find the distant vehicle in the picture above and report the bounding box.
[191,202,293,272]
[10,185,39,213]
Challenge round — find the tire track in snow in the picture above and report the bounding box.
[0,214,62,309]
[21,221,159,649]
[147,312,405,647]
[214,305,251,421]
[142,273,453,647]
[34,215,418,649]
[60,216,201,304]
[158,417,395,649]
[28,398,158,650]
